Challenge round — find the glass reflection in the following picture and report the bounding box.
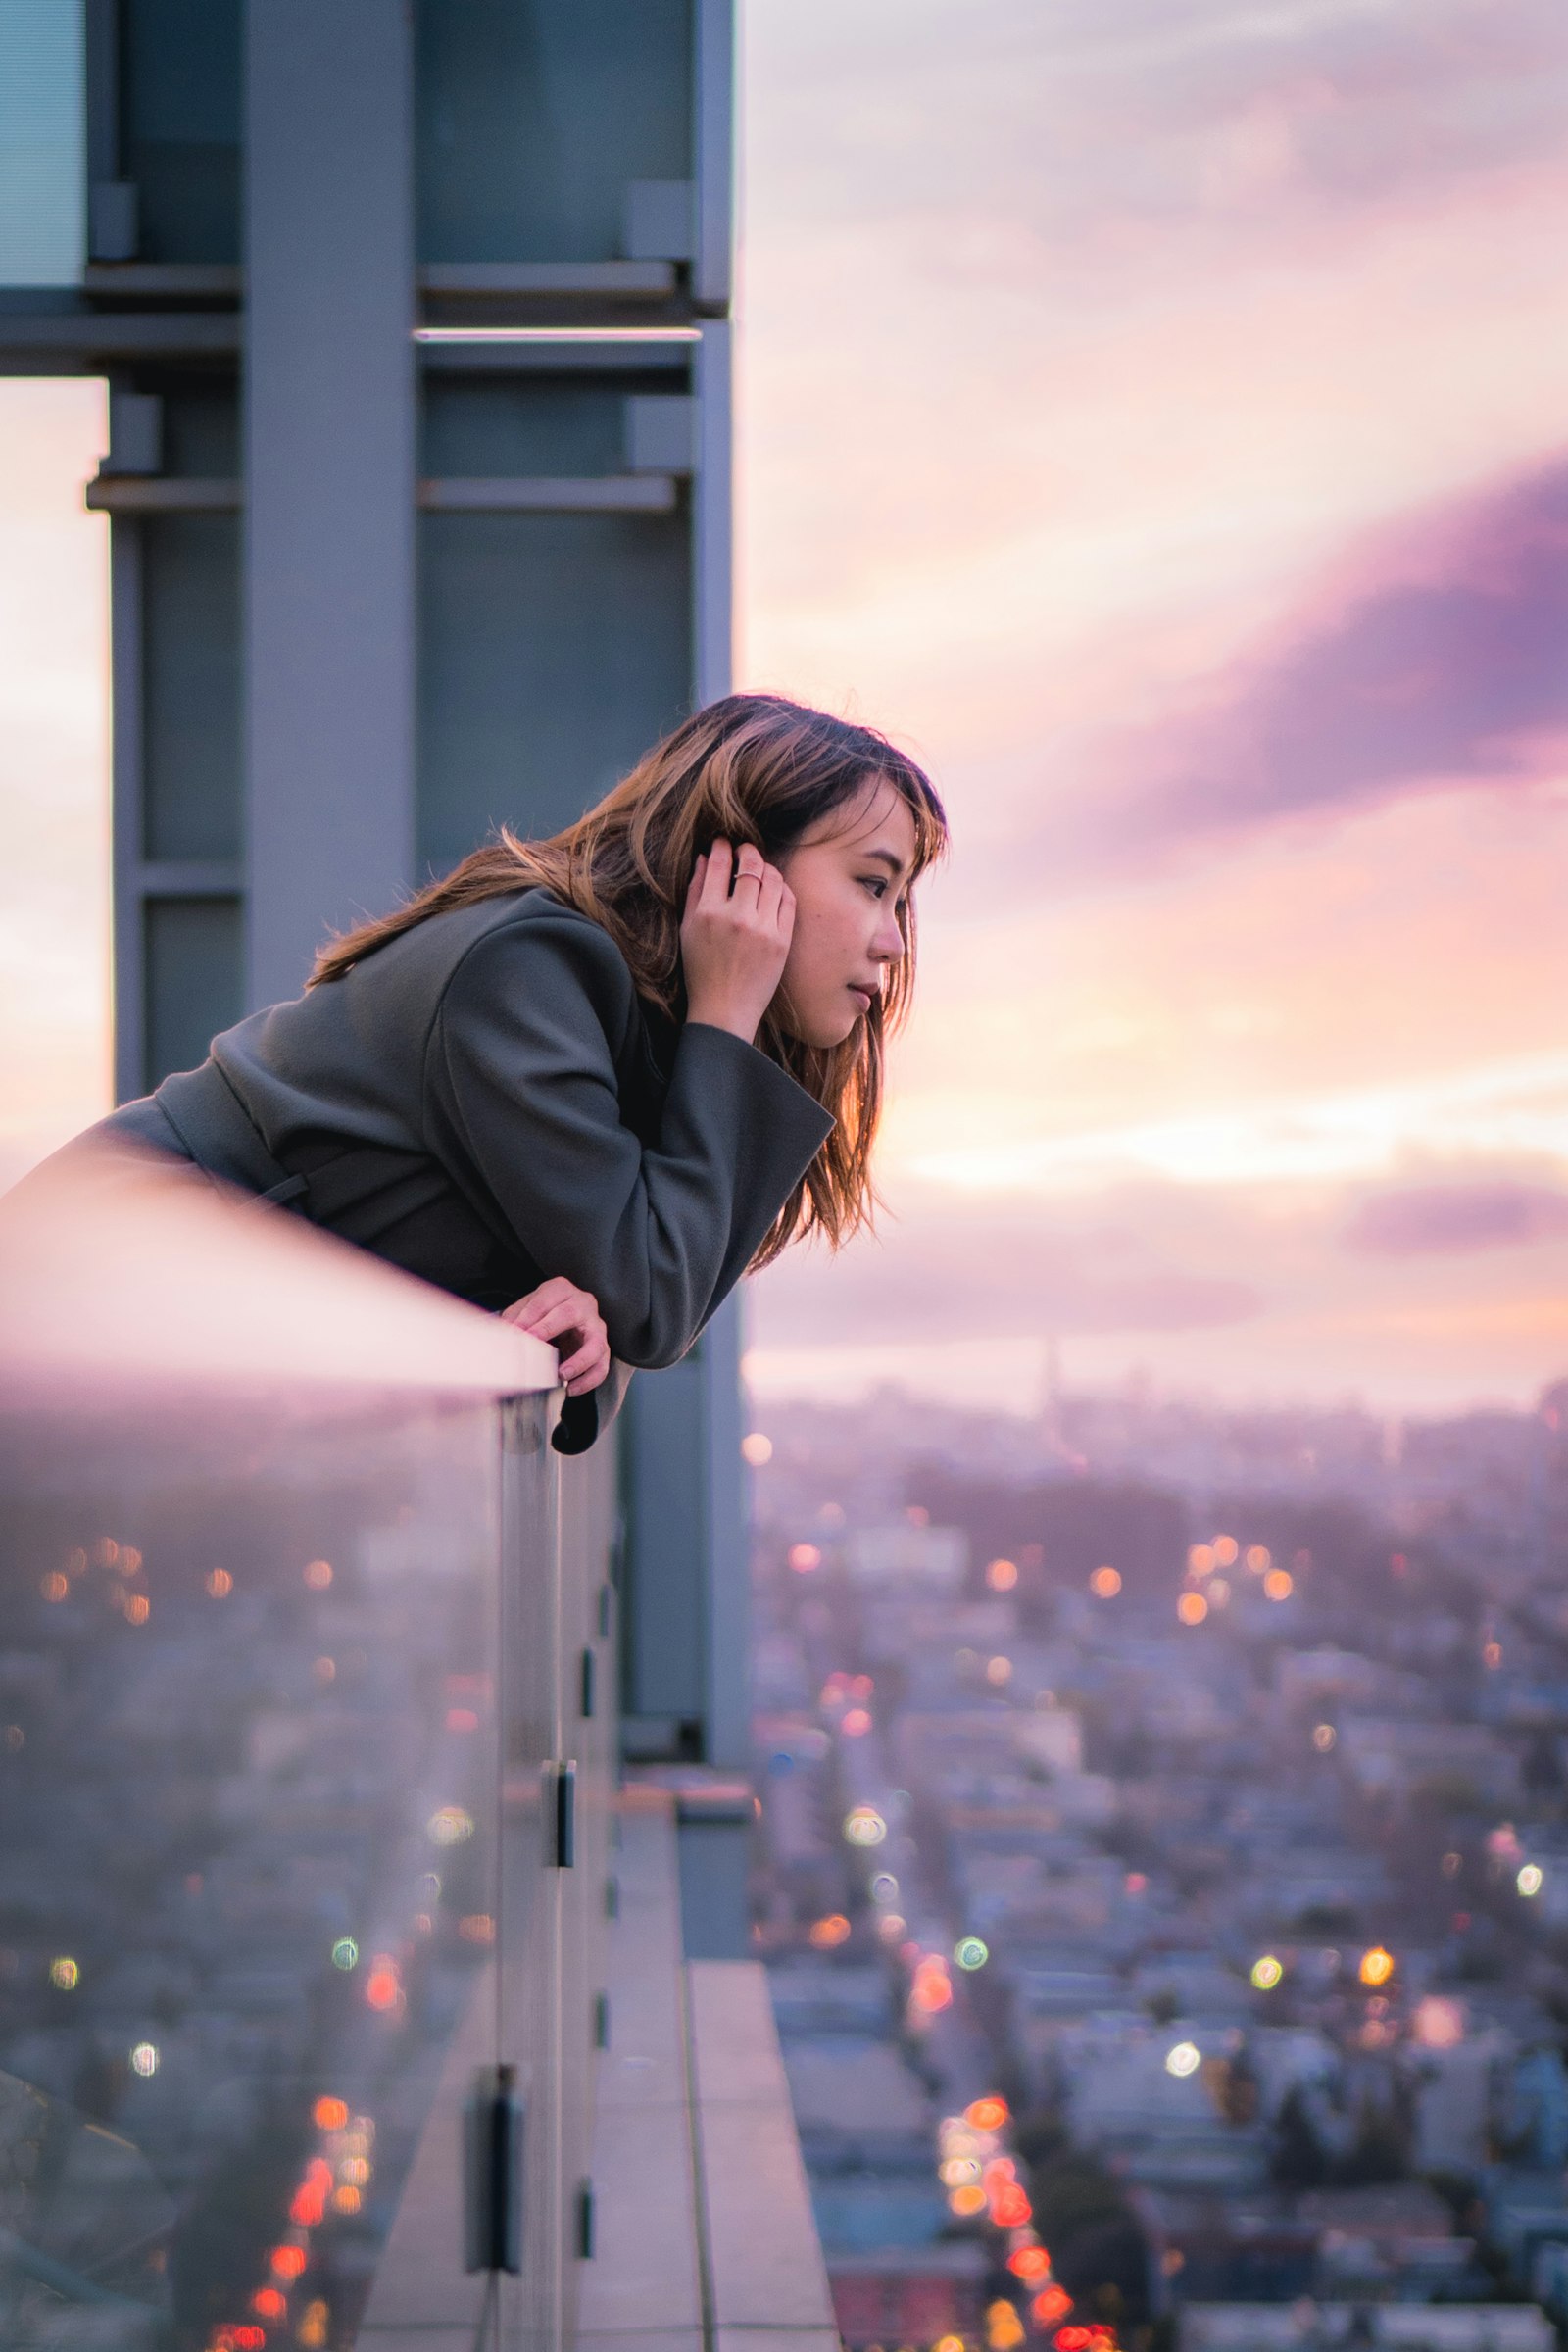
[0,1391,507,2348]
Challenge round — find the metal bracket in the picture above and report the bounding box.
[546,1758,577,1868]
[463,2065,524,2275]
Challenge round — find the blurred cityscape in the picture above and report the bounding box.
[0,1409,502,2349]
[749,1375,1568,2352]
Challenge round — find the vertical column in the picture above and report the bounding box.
[109,513,144,1103]
[244,0,415,1010]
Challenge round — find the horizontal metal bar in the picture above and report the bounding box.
[417,324,700,345]
[86,476,242,514]
[418,334,695,376]
[421,263,677,299]
[0,311,240,360]
[85,475,678,515]
[419,475,677,514]
[83,263,242,302]
[132,863,243,898]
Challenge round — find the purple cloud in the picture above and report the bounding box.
[1345,1182,1568,1256]
[1046,454,1568,872]
[761,0,1568,245]
[751,1201,1260,1348]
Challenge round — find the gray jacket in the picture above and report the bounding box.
[152,889,835,1451]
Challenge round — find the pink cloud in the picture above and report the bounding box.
[1345,1182,1568,1256]
[1029,454,1568,878]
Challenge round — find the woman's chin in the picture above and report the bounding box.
[775,1009,857,1051]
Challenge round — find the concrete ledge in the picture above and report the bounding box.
[358,1975,489,2337]
[580,1799,837,2348]
[362,1788,836,2346]
[688,1963,837,2339]
[714,2334,842,2351]
[576,1792,704,2341]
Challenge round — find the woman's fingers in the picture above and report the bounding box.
[699,839,734,906]
[524,1298,603,1347]
[502,1276,576,1331]
[681,836,795,1040]
[561,1341,611,1393]
[730,844,764,900]
[499,1279,609,1396]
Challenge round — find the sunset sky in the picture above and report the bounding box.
[3,0,1566,1416]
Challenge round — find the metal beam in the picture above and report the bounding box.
[244,0,415,1011]
[109,513,143,1104]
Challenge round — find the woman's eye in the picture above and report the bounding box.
[859,876,888,899]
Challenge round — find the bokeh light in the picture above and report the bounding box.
[741,1432,772,1466]
[365,1958,401,2011]
[986,1557,1018,1591]
[1177,1592,1208,1627]
[1090,1565,1121,1598]
[427,1805,474,1845]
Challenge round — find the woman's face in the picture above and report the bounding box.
[773,777,919,1048]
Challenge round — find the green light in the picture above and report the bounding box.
[955,1936,989,1972]
[332,1937,360,1971]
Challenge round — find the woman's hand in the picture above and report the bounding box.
[501,1277,612,1396]
[681,838,796,1043]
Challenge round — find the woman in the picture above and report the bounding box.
[31,695,947,1452]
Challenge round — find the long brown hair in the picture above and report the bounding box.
[311,694,948,1264]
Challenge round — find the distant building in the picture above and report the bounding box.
[842,1523,968,1592]
[1178,2305,1553,2350]
[828,2243,989,2352]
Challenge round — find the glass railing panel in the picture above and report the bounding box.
[556,1446,617,2345]
[490,1418,619,2352]
[0,1160,563,2349]
[0,1383,515,2349]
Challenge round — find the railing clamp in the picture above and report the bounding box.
[546,1758,577,1868]
[463,2064,524,2275]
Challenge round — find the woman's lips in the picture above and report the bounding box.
[849,985,875,1009]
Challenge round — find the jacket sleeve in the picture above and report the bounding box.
[430,907,835,1376]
